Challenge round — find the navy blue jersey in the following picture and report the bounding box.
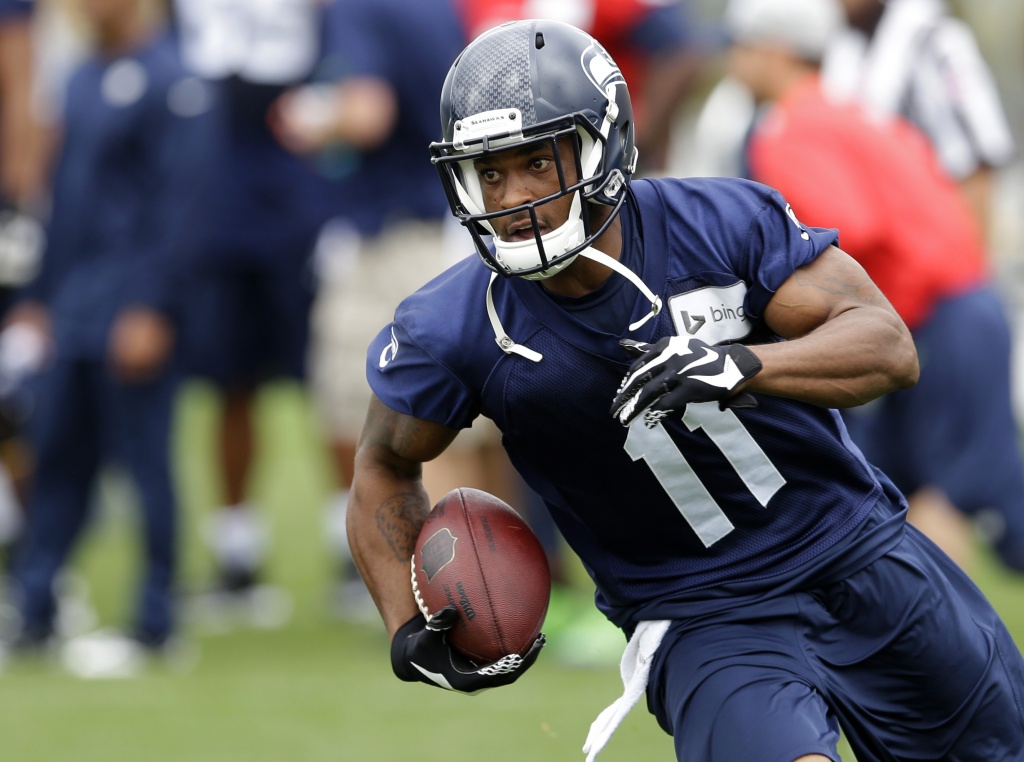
[194,78,329,263]
[315,0,465,236]
[172,0,330,264]
[27,32,210,357]
[368,177,895,629]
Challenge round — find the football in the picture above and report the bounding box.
[411,487,551,663]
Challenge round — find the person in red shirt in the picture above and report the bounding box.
[727,0,1024,574]
[746,80,985,333]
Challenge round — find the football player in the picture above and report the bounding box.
[347,19,1024,762]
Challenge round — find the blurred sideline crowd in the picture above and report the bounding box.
[0,0,1021,678]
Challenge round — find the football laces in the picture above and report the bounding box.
[410,556,432,620]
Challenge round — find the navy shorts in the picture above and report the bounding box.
[180,263,314,386]
[647,525,1024,761]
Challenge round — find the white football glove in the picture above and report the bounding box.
[611,336,762,427]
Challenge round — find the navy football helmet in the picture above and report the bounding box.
[430,19,638,280]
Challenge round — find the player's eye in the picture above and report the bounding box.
[477,166,501,184]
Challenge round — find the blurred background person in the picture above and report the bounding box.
[171,0,329,627]
[724,0,1024,574]
[270,0,505,621]
[0,0,45,583]
[2,0,211,675]
[821,0,1017,248]
[688,0,1015,216]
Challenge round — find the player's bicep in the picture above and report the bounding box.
[356,395,460,478]
[763,245,898,340]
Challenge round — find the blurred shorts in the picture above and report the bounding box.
[309,217,500,448]
[180,262,314,386]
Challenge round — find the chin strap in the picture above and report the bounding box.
[577,247,662,331]
[484,247,662,362]
[486,272,544,362]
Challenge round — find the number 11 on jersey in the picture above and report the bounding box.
[624,403,786,547]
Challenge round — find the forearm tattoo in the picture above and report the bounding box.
[375,492,427,562]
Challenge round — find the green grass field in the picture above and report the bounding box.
[1,382,1021,761]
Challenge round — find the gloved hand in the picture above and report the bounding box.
[610,336,762,427]
[391,608,545,694]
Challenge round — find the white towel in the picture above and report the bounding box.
[582,619,672,761]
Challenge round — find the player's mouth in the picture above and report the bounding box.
[504,217,544,242]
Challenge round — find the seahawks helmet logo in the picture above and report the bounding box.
[580,42,625,97]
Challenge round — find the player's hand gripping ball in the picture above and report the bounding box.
[411,487,551,663]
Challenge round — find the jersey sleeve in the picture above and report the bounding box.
[730,182,839,321]
[365,263,495,430]
[636,177,838,325]
[366,319,482,431]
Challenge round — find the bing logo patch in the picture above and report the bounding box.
[668,282,751,345]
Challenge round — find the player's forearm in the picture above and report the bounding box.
[349,397,463,635]
[744,306,918,408]
[348,454,431,637]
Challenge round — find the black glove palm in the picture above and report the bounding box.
[391,608,545,694]
[610,336,762,426]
